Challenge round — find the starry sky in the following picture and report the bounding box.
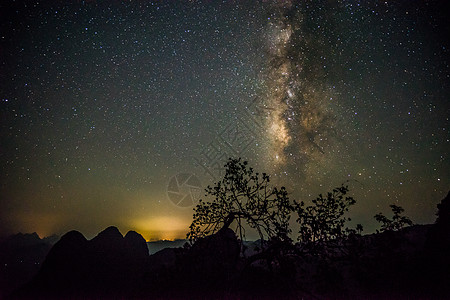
[1,0,449,241]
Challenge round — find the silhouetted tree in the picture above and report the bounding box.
[423,191,450,300]
[426,191,450,254]
[187,158,292,250]
[356,223,364,235]
[374,204,413,232]
[435,191,450,225]
[294,185,360,256]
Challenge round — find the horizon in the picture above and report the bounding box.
[1,211,442,243]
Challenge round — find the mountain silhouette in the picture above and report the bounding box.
[9,194,450,300]
[0,232,57,298]
[13,226,149,299]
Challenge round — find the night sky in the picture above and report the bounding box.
[1,0,449,241]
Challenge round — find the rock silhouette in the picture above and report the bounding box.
[180,228,240,290]
[13,226,149,299]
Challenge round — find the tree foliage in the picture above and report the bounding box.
[374,204,413,232]
[187,158,366,261]
[187,158,292,247]
[435,191,450,225]
[294,185,359,255]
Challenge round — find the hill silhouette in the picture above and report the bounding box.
[6,189,450,299]
[0,232,58,298]
[8,211,450,299]
[12,226,149,299]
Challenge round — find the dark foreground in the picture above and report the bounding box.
[4,218,449,300]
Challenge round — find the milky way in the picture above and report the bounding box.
[261,1,343,183]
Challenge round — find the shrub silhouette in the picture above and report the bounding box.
[294,185,361,256]
[374,204,413,232]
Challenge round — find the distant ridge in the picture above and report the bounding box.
[147,239,187,254]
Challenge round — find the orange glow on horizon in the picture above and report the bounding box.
[131,216,189,241]
[13,211,63,238]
